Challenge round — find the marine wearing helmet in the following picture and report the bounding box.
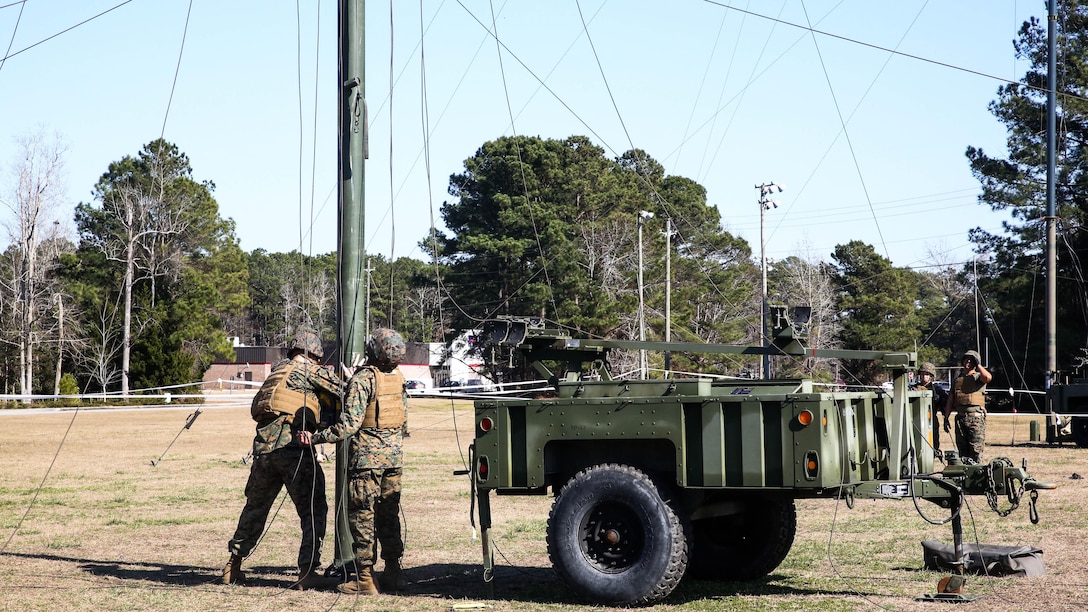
[365,328,406,372]
[290,328,325,360]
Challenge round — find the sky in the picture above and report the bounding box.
[0,0,1038,271]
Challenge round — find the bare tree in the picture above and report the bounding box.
[77,300,124,393]
[772,244,842,380]
[0,129,68,398]
[302,270,335,338]
[924,241,973,301]
[579,219,634,304]
[93,176,187,395]
[405,285,444,342]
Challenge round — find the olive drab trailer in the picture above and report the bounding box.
[469,306,1054,606]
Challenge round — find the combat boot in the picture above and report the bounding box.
[336,566,379,595]
[222,554,245,585]
[294,563,329,591]
[379,558,407,592]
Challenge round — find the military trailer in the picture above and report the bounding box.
[470,307,1051,605]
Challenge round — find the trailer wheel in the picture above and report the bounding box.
[546,463,687,606]
[687,497,796,581]
[1072,417,1088,448]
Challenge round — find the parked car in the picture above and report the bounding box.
[405,380,427,390]
[463,378,492,391]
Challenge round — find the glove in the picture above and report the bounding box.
[942,416,951,433]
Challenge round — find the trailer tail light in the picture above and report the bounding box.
[803,450,819,480]
[797,409,814,427]
[479,416,494,433]
[477,456,489,481]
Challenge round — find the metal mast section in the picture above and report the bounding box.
[1045,0,1057,424]
[335,0,366,572]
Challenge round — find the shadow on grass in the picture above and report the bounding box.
[384,565,892,604]
[668,572,894,604]
[986,440,1084,449]
[1,551,892,604]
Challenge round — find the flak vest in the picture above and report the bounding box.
[953,374,986,411]
[250,362,322,425]
[362,367,406,429]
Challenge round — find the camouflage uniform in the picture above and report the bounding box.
[227,355,342,568]
[913,363,948,455]
[950,371,987,463]
[312,365,407,568]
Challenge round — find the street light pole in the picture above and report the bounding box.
[638,210,654,379]
[756,182,784,379]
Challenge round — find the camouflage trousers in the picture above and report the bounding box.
[955,410,987,463]
[930,408,943,453]
[345,467,403,567]
[227,446,327,568]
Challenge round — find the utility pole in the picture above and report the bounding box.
[756,182,783,379]
[637,210,653,379]
[664,217,672,378]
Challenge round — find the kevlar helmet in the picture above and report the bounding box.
[919,362,936,376]
[366,328,406,370]
[962,350,982,364]
[290,328,324,360]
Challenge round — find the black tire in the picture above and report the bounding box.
[687,497,796,581]
[1072,417,1088,448]
[546,463,687,606]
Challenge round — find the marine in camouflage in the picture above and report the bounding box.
[913,362,948,455]
[947,350,990,464]
[311,329,409,569]
[227,354,345,568]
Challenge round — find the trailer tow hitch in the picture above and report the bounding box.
[919,460,1055,603]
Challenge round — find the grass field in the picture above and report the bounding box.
[0,395,1085,611]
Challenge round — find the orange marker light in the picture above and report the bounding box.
[798,409,814,426]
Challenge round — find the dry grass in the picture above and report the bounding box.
[0,398,1086,611]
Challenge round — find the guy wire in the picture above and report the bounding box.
[1,406,80,555]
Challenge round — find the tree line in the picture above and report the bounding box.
[0,136,441,397]
[1,7,1084,406]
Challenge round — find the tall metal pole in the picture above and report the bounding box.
[756,182,782,379]
[1045,0,1058,428]
[664,217,671,377]
[637,213,647,379]
[974,258,981,351]
[760,201,768,379]
[335,0,366,571]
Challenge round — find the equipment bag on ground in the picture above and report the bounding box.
[921,540,1045,577]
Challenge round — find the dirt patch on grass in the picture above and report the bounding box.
[0,403,1085,611]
